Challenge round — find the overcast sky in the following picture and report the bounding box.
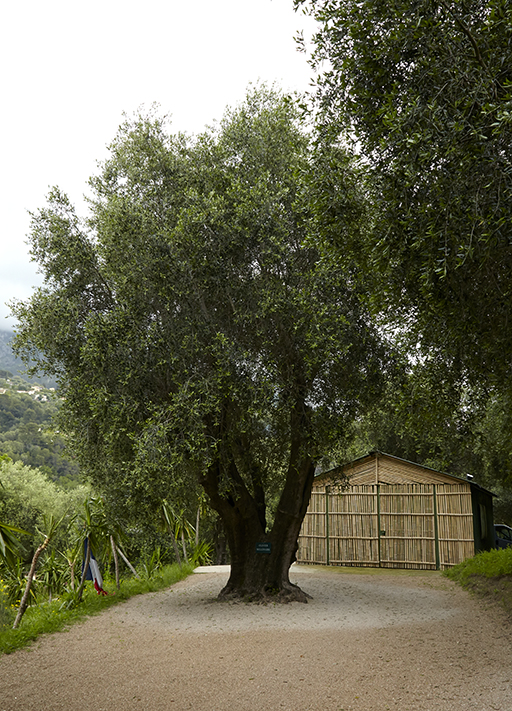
[1,0,317,330]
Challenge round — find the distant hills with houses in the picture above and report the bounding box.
[0,329,57,388]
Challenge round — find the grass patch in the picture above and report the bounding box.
[0,562,194,656]
[444,547,512,618]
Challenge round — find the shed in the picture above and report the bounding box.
[297,451,495,570]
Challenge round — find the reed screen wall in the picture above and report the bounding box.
[298,482,475,570]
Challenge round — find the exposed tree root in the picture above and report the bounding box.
[217,581,312,604]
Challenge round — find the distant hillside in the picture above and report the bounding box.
[0,370,80,487]
[0,330,57,388]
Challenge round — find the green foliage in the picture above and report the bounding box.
[0,581,14,628]
[0,522,27,569]
[12,513,65,628]
[191,540,214,566]
[471,393,512,487]
[1,558,36,606]
[11,86,391,590]
[300,0,512,389]
[138,546,165,581]
[445,547,512,584]
[445,548,512,617]
[333,360,483,470]
[0,459,89,557]
[37,550,68,601]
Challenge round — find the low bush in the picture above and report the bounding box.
[0,581,14,628]
[445,547,512,584]
[444,547,512,617]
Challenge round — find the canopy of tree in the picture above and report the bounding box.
[298,0,512,388]
[11,88,390,599]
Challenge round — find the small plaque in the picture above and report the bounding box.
[380,530,386,536]
[256,542,272,554]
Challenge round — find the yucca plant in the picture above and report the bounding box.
[191,540,213,567]
[161,501,196,565]
[139,546,166,581]
[0,580,14,628]
[13,513,62,629]
[0,521,26,569]
[60,540,82,592]
[38,550,67,602]
[1,558,37,607]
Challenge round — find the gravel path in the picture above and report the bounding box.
[1,564,512,711]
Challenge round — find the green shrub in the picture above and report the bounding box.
[444,547,512,618]
[444,547,512,585]
[138,546,164,581]
[0,581,14,628]
[0,559,37,606]
[0,459,89,556]
[191,540,213,566]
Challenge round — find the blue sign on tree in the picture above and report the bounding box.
[255,542,272,554]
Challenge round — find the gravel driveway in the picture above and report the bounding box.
[1,564,511,711]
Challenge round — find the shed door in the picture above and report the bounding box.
[328,485,379,566]
[378,484,436,569]
[436,484,475,566]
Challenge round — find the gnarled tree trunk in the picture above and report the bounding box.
[201,422,316,602]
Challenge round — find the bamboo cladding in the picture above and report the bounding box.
[379,484,434,513]
[330,485,376,514]
[298,479,476,570]
[329,537,379,567]
[439,539,474,567]
[341,460,376,483]
[380,535,436,569]
[298,535,326,564]
[378,460,462,486]
[307,490,326,511]
[300,511,326,538]
[436,484,473,513]
[313,453,473,490]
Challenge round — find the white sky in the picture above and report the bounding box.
[1,0,317,330]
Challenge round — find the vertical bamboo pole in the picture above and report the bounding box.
[433,485,440,570]
[375,454,382,567]
[377,484,382,568]
[325,485,330,566]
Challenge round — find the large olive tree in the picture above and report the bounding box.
[12,88,388,600]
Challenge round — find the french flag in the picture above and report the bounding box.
[83,538,108,595]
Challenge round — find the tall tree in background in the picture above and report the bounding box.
[298,0,512,388]
[12,88,389,600]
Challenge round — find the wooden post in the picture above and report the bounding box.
[433,485,440,570]
[111,536,120,590]
[374,454,382,567]
[325,485,330,566]
[377,484,382,568]
[116,545,140,578]
[13,537,50,629]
